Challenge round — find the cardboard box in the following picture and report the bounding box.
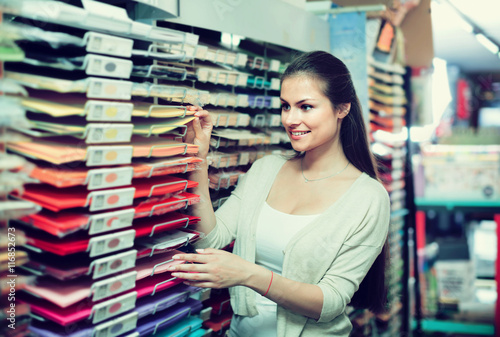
[400,0,434,68]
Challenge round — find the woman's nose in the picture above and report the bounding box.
[284,108,301,126]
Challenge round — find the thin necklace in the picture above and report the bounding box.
[301,157,350,183]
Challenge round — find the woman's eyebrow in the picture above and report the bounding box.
[280,98,314,104]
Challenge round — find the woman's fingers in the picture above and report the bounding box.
[182,121,195,143]
[193,108,209,117]
[192,116,203,135]
[171,270,224,289]
[187,105,202,112]
[195,111,213,134]
[172,248,224,261]
[171,269,215,281]
[172,252,208,263]
[169,261,212,273]
[169,249,248,289]
[182,106,212,159]
[188,105,211,123]
[168,260,221,287]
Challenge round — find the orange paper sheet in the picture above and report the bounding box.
[7,135,198,165]
[29,156,203,188]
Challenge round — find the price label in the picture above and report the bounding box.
[270,97,281,109]
[85,101,133,122]
[87,187,135,212]
[191,288,211,302]
[238,151,250,166]
[269,59,281,72]
[85,124,134,144]
[268,114,281,127]
[200,307,212,322]
[91,271,137,302]
[237,74,248,87]
[86,146,133,167]
[91,292,137,324]
[87,230,135,257]
[270,132,281,145]
[91,250,137,279]
[270,78,281,90]
[88,78,132,100]
[94,312,138,337]
[87,167,134,190]
[86,32,133,58]
[234,53,248,67]
[236,94,249,108]
[88,208,134,236]
[85,54,133,79]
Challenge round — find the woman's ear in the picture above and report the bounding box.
[338,103,351,119]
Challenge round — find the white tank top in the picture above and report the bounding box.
[229,201,320,337]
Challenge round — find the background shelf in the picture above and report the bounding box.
[413,319,495,335]
[415,198,500,211]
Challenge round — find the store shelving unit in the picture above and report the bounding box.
[412,198,500,337]
[417,318,495,335]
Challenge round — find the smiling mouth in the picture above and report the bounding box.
[290,131,310,136]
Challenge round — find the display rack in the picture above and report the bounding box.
[367,57,409,336]
[1,1,215,336]
[412,198,499,336]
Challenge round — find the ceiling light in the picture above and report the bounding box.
[475,33,499,54]
[455,15,474,33]
[438,0,500,57]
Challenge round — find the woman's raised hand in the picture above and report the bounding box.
[168,248,255,289]
[183,106,213,159]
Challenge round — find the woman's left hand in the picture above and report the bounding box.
[168,248,253,289]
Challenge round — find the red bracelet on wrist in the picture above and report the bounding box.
[263,271,273,296]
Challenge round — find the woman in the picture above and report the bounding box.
[169,50,390,336]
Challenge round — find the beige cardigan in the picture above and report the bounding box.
[195,155,390,336]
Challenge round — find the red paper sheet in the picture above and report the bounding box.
[20,272,183,326]
[17,176,198,212]
[22,250,184,308]
[20,192,200,237]
[24,212,200,255]
[23,229,200,281]
[29,156,203,188]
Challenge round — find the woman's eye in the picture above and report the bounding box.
[302,104,312,111]
[281,104,290,111]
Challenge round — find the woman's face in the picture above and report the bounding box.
[280,75,347,154]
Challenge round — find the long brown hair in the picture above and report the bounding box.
[281,50,389,314]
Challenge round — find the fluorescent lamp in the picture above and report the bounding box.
[431,57,451,125]
[475,33,499,54]
[456,15,474,33]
